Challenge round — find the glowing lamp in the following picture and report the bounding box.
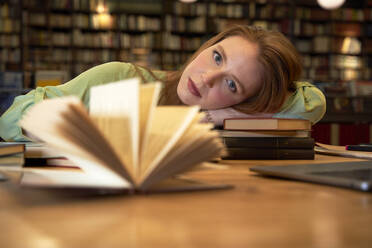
[317,0,345,10]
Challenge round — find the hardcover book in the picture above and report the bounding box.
[222,137,314,149]
[223,118,311,131]
[19,78,229,193]
[0,143,25,156]
[223,147,315,160]
[217,129,311,138]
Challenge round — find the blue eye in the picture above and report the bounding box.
[213,50,222,65]
[226,79,237,93]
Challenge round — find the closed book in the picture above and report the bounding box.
[222,137,314,149]
[223,148,315,160]
[217,129,311,138]
[0,143,25,156]
[223,118,311,131]
[0,153,24,165]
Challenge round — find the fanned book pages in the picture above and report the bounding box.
[19,78,228,193]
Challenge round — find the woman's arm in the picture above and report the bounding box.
[202,82,326,126]
[273,82,326,125]
[0,62,163,141]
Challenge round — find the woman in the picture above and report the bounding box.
[0,25,326,141]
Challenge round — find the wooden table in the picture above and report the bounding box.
[1,155,372,248]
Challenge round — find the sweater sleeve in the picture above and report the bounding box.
[0,62,166,141]
[273,82,326,125]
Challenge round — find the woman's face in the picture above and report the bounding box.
[177,36,262,110]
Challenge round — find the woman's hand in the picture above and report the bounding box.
[201,108,273,126]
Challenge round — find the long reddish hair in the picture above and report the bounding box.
[157,25,302,113]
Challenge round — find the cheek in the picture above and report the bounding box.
[186,52,210,74]
[209,87,243,108]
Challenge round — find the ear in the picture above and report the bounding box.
[201,108,273,126]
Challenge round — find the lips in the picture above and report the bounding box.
[187,78,201,97]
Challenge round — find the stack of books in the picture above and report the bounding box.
[219,118,315,160]
[0,143,25,180]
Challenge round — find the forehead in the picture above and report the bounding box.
[217,36,260,69]
[216,36,261,94]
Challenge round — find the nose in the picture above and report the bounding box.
[202,70,223,88]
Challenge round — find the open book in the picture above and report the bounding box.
[315,142,372,160]
[19,78,228,193]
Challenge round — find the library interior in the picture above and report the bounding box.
[1,0,372,247]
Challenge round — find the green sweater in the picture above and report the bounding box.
[0,62,326,141]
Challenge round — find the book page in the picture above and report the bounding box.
[19,96,132,185]
[90,78,140,179]
[138,83,161,177]
[20,166,131,189]
[141,124,225,189]
[139,106,200,183]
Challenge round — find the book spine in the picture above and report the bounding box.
[223,148,315,160]
[222,137,314,149]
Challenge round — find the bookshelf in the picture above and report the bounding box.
[1,0,372,118]
[0,0,22,72]
[292,0,369,83]
[1,0,371,86]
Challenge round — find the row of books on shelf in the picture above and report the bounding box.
[293,21,329,36]
[73,30,118,48]
[26,13,162,32]
[0,18,20,33]
[0,3,20,19]
[76,32,162,49]
[27,13,72,28]
[162,33,202,51]
[316,80,372,97]
[169,2,369,22]
[164,17,291,35]
[293,22,372,37]
[164,15,207,34]
[18,50,188,72]
[0,33,19,47]
[297,37,362,55]
[25,0,162,15]
[161,51,189,68]
[23,0,91,12]
[304,68,370,81]
[301,55,363,69]
[118,15,161,32]
[169,1,208,16]
[25,30,211,51]
[27,30,120,48]
[25,16,369,38]
[295,7,365,21]
[252,20,292,35]
[311,54,362,68]
[1,49,21,64]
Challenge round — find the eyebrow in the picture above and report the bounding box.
[217,44,246,94]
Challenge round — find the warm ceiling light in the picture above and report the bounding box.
[96,1,108,14]
[179,0,198,3]
[317,0,345,10]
